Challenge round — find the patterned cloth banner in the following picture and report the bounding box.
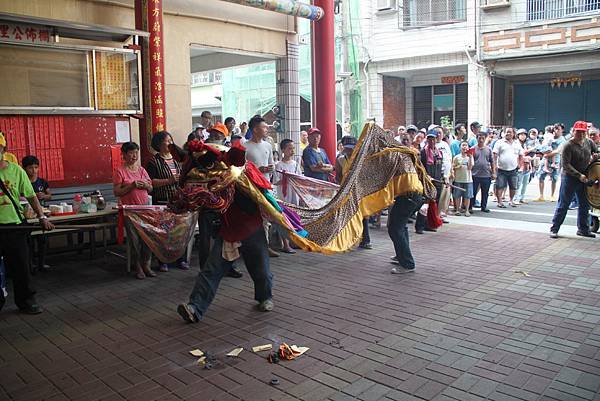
[281,171,339,209]
[120,205,198,263]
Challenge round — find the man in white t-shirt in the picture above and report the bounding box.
[244,116,274,181]
[434,126,452,221]
[493,127,523,208]
[394,125,406,143]
[244,115,279,257]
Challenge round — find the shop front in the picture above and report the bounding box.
[513,77,600,131]
[0,12,145,187]
[488,55,600,130]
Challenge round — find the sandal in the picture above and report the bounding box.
[135,271,145,280]
[281,248,296,254]
[497,203,507,208]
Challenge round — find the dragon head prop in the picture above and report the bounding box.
[168,139,248,213]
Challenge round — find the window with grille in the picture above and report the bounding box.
[527,0,600,21]
[403,0,467,27]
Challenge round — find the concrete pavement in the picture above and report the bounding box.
[1,206,599,401]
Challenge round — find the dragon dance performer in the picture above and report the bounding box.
[174,139,276,323]
[119,123,435,323]
[550,121,599,239]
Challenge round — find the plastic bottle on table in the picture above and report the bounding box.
[73,194,82,213]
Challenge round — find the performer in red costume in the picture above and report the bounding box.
[174,139,275,323]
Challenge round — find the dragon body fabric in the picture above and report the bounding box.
[122,124,436,261]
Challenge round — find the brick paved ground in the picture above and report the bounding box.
[1,221,600,401]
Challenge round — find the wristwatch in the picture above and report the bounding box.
[38,215,48,220]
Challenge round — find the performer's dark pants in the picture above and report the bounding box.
[472,177,492,211]
[0,225,36,311]
[197,212,235,272]
[551,175,590,234]
[360,219,370,245]
[188,227,272,319]
[389,194,424,269]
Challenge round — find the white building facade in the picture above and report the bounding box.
[362,0,486,131]
[364,0,600,131]
[479,0,600,130]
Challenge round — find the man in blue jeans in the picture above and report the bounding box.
[177,191,274,323]
[388,193,425,273]
[550,121,598,239]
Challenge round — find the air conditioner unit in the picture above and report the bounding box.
[481,0,511,10]
[377,0,397,12]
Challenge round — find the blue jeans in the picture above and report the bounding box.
[360,218,370,245]
[388,195,424,269]
[514,171,531,202]
[188,227,272,319]
[551,175,590,233]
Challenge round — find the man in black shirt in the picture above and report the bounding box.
[550,121,599,238]
[22,156,51,206]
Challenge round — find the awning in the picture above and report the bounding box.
[0,12,148,42]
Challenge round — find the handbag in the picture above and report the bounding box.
[0,177,26,224]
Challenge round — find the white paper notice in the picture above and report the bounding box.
[116,120,130,143]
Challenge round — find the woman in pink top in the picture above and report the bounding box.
[113,142,155,279]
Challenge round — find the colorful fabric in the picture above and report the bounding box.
[125,124,435,256]
[260,123,436,253]
[281,171,339,209]
[121,205,198,263]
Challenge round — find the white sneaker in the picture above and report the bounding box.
[549,231,558,239]
[258,299,274,312]
[391,267,415,274]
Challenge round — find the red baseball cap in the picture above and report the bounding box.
[307,127,321,136]
[573,121,588,132]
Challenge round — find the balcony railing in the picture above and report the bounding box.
[402,0,467,27]
[527,0,600,21]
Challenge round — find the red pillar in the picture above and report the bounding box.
[312,0,336,163]
[135,0,167,164]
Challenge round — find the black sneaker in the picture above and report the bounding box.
[226,266,243,278]
[177,303,199,323]
[576,231,596,238]
[358,243,373,249]
[390,256,398,261]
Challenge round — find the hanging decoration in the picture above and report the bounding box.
[550,75,582,88]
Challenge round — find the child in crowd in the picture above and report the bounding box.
[452,141,474,216]
[274,139,301,204]
[22,155,52,206]
[22,155,52,271]
[539,125,558,174]
[273,139,300,253]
